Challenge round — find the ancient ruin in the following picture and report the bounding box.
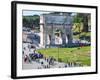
[40,13,73,48]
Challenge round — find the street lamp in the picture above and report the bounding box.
[55,30,61,61]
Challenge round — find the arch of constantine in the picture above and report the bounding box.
[39,13,73,48]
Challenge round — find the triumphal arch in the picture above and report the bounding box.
[40,13,73,48]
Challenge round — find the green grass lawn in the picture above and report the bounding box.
[37,46,91,66]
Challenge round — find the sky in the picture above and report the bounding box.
[23,10,51,16]
[22,10,77,16]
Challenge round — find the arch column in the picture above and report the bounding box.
[40,15,45,48]
[67,26,73,44]
[62,26,67,45]
[50,25,55,45]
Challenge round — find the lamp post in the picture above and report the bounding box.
[55,30,60,61]
[57,38,59,61]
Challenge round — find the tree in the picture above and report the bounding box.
[23,15,40,29]
[82,14,89,32]
[73,13,91,42]
[73,14,83,40]
[76,13,90,32]
[73,13,90,32]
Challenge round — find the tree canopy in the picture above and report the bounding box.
[23,15,40,28]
